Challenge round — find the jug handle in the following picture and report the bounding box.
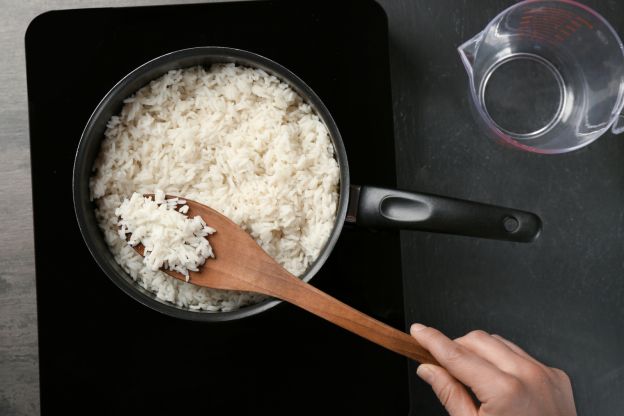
[612,113,624,135]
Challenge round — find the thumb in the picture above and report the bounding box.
[417,364,478,416]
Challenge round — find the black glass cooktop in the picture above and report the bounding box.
[26,1,409,415]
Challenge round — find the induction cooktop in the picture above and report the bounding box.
[26,1,409,414]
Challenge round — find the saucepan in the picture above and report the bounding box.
[73,47,541,321]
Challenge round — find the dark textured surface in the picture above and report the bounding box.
[26,1,408,415]
[379,0,624,415]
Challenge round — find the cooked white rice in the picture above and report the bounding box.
[116,191,215,281]
[90,64,340,312]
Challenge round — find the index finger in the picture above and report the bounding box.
[410,324,515,401]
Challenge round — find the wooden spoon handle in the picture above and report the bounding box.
[269,273,438,364]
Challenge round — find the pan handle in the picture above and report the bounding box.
[349,185,541,243]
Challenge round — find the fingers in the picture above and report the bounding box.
[491,334,540,364]
[412,325,579,416]
[455,330,531,374]
[410,324,512,400]
[492,334,573,386]
[416,364,478,416]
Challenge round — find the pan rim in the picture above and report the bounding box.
[73,46,350,322]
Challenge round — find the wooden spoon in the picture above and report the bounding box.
[133,196,437,364]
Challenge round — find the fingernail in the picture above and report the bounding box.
[417,364,435,383]
[410,323,426,334]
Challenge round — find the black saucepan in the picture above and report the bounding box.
[73,47,541,322]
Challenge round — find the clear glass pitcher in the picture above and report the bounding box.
[459,0,624,154]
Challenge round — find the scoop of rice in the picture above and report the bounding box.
[116,191,215,281]
[90,63,340,312]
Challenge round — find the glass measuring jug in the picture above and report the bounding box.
[459,0,624,154]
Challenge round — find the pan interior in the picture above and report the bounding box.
[74,47,350,321]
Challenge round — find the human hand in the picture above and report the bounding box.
[410,324,577,416]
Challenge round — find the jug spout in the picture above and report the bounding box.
[458,33,483,74]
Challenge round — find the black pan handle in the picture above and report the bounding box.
[349,185,541,243]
